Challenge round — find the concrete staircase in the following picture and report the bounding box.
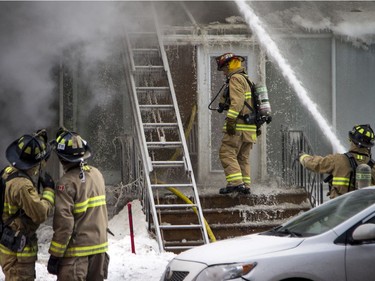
[153,186,311,253]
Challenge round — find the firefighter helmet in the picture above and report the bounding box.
[52,128,91,162]
[215,52,245,71]
[6,130,51,170]
[349,124,374,148]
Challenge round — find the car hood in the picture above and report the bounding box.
[175,234,304,265]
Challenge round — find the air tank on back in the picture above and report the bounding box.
[356,163,372,189]
[254,85,272,118]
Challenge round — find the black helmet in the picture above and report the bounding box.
[349,124,375,148]
[52,128,91,162]
[215,52,245,71]
[6,129,51,170]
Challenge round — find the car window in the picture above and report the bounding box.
[271,189,375,237]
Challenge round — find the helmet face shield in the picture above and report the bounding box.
[53,129,91,163]
[6,131,51,170]
[349,124,375,148]
[215,52,245,71]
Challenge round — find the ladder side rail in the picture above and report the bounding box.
[151,4,192,173]
[151,4,209,244]
[121,33,164,251]
[124,33,136,72]
[122,34,153,173]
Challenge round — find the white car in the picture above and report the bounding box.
[160,186,375,281]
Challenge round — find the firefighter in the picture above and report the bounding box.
[299,124,375,199]
[47,128,109,280]
[215,52,258,195]
[0,129,55,281]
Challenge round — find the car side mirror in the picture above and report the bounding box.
[352,224,375,241]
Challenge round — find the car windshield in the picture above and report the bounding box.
[262,188,375,237]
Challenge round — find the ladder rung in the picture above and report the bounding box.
[136,87,169,91]
[133,48,159,52]
[152,161,184,167]
[143,123,178,128]
[139,104,174,109]
[146,141,182,148]
[155,204,197,209]
[151,183,193,188]
[159,224,203,230]
[135,65,164,69]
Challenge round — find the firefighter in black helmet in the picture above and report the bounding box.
[0,129,55,281]
[299,124,375,199]
[47,127,109,280]
[215,52,257,195]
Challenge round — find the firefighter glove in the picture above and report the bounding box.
[40,172,55,189]
[47,255,61,275]
[226,118,236,135]
[299,152,309,166]
[266,115,272,124]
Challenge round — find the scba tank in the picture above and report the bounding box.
[356,163,372,189]
[254,85,272,117]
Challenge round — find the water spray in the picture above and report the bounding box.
[235,0,346,153]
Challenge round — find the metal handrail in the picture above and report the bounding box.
[281,127,324,207]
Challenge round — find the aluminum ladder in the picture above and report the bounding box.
[122,4,209,252]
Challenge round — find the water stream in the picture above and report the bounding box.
[235,0,346,153]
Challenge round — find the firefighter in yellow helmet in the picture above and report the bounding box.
[299,124,375,199]
[47,128,109,280]
[215,52,257,195]
[0,129,55,281]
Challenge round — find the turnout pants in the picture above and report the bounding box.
[219,133,253,187]
[0,253,36,281]
[57,252,109,281]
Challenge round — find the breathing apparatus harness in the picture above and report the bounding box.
[323,151,374,192]
[208,73,272,128]
[208,80,230,113]
[0,167,29,252]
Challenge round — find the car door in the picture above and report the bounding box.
[345,213,375,281]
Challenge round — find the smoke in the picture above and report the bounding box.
[292,14,375,48]
[0,1,139,166]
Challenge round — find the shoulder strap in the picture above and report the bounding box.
[239,74,256,113]
[0,168,7,222]
[344,152,358,190]
[0,168,30,225]
[240,73,256,92]
[368,159,375,168]
[344,152,358,170]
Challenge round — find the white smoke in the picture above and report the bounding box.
[0,2,136,166]
[292,14,375,48]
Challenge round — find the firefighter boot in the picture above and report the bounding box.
[219,184,250,195]
[236,184,251,194]
[219,185,237,194]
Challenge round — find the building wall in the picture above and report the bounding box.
[60,44,130,186]
[58,32,375,191]
[336,42,375,143]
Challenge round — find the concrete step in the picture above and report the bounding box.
[152,186,311,253]
[159,190,309,209]
[159,205,308,225]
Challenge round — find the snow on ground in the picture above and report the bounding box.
[0,184,322,280]
[0,200,176,281]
